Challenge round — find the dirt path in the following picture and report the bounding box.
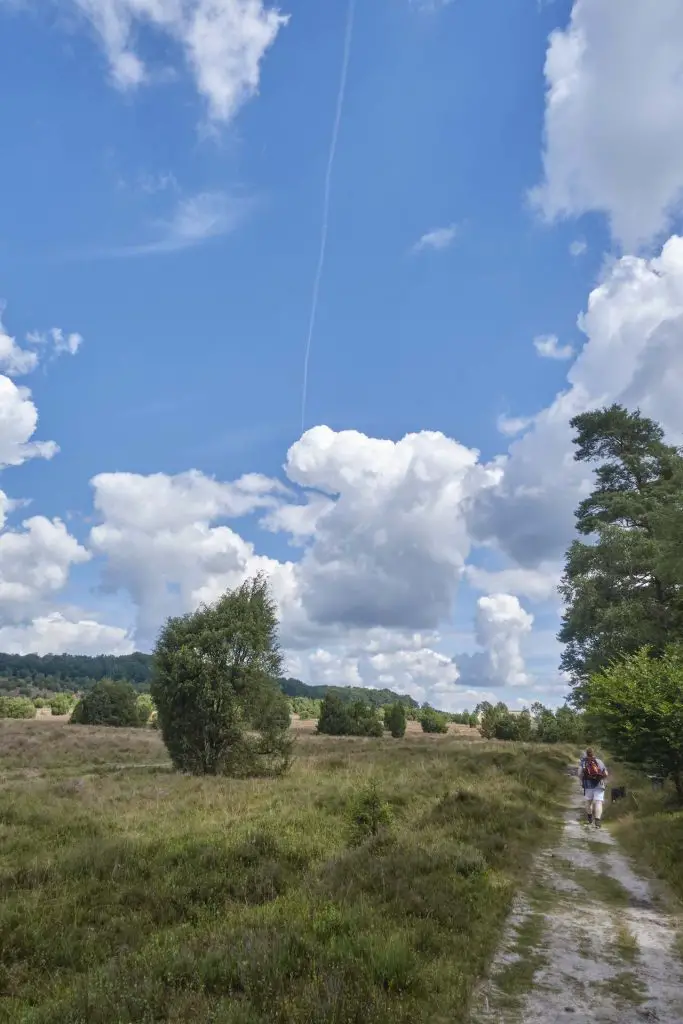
[472,786,683,1023]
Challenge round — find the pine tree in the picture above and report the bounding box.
[559,405,683,698]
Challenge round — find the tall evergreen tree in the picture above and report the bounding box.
[559,405,683,698]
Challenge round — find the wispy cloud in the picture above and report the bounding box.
[103,191,253,258]
[497,414,533,437]
[569,239,587,257]
[53,0,289,127]
[533,334,574,361]
[410,0,455,10]
[413,223,458,253]
[0,306,82,378]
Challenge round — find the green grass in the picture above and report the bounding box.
[596,970,647,1008]
[558,863,631,907]
[605,763,683,903]
[613,923,639,964]
[0,720,571,1023]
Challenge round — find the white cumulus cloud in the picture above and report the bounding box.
[0,613,134,656]
[532,0,683,249]
[473,234,683,567]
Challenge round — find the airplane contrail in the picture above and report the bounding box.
[300,0,356,435]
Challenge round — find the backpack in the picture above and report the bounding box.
[583,757,604,782]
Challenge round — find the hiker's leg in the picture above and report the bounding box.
[593,793,604,824]
[584,796,593,823]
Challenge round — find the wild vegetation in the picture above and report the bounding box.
[316,692,384,737]
[152,575,292,777]
[477,701,584,744]
[0,718,570,1023]
[1,403,682,1017]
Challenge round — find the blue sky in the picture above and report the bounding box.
[0,0,682,709]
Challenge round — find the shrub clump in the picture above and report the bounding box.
[317,694,383,737]
[0,696,36,719]
[49,693,74,717]
[420,708,449,734]
[384,702,407,739]
[70,680,145,728]
[151,573,292,777]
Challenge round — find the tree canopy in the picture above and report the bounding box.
[559,404,683,697]
[584,646,683,798]
[151,574,292,777]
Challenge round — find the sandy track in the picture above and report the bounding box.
[472,787,683,1023]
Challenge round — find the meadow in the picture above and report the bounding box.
[0,718,571,1024]
[603,761,683,904]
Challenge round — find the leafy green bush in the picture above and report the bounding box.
[33,698,48,709]
[384,702,407,739]
[585,645,683,798]
[317,694,384,737]
[152,574,292,777]
[289,696,322,720]
[49,693,74,716]
[0,696,36,719]
[135,693,155,726]
[70,680,143,728]
[420,708,449,734]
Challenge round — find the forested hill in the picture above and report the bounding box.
[278,677,419,709]
[0,652,419,708]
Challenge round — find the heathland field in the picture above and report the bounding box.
[0,718,570,1024]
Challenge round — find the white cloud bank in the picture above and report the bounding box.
[4,236,683,704]
[532,0,683,249]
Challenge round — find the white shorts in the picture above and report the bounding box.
[584,788,605,802]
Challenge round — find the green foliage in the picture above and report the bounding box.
[33,697,48,709]
[477,702,509,739]
[420,707,449,734]
[151,573,292,777]
[0,695,36,719]
[384,701,407,738]
[70,680,143,728]
[49,693,74,716]
[135,693,155,726]
[317,693,384,737]
[347,780,393,845]
[280,676,419,710]
[559,405,683,695]
[585,645,683,798]
[289,696,322,720]
[476,701,583,744]
[448,710,476,726]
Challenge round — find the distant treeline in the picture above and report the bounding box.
[279,677,419,710]
[0,653,421,710]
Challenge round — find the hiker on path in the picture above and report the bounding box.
[579,748,608,827]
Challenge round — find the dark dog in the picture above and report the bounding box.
[611,786,626,803]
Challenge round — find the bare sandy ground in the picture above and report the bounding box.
[472,787,683,1024]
